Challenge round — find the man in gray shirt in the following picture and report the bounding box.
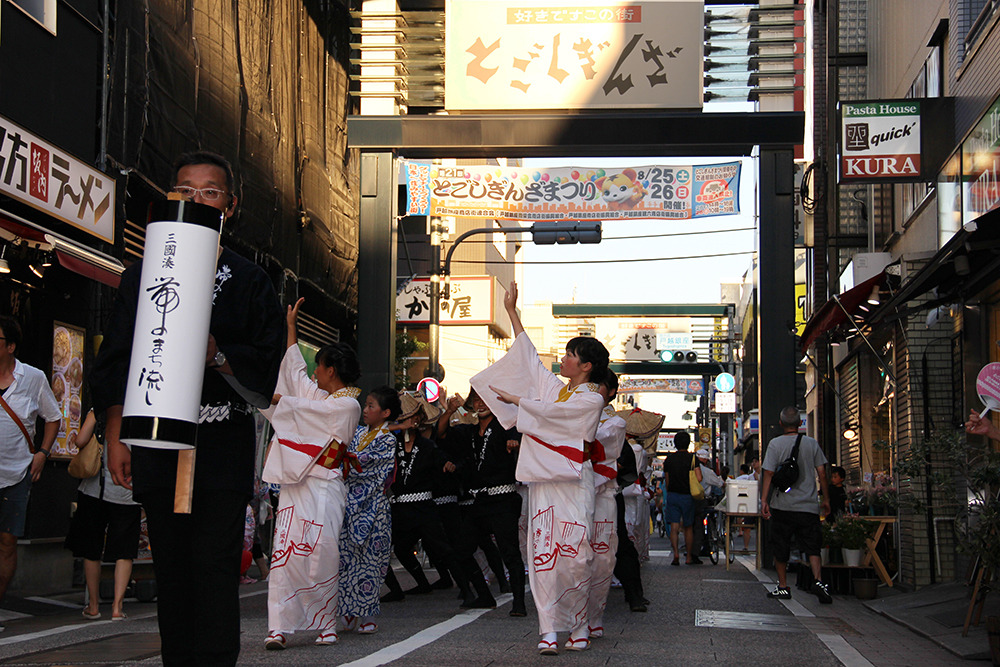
[761,407,832,603]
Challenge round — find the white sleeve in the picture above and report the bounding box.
[471,332,562,430]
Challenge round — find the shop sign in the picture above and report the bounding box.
[962,95,1000,223]
[404,161,741,221]
[596,318,691,362]
[444,0,704,111]
[0,114,116,243]
[618,378,703,394]
[396,276,494,325]
[840,100,921,182]
[656,431,675,451]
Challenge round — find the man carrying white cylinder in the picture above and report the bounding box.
[91,151,285,667]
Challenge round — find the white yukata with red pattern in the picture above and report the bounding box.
[260,344,361,635]
[587,405,626,631]
[472,332,604,635]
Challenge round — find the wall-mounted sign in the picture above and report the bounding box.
[839,100,921,182]
[444,0,704,111]
[405,162,740,221]
[396,276,494,325]
[0,114,116,243]
[963,95,1000,223]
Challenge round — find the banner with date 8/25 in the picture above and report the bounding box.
[403,161,741,221]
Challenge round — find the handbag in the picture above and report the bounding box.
[689,453,705,500]
[771,433,803,494]
[68,434,103,479]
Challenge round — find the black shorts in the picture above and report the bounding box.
[64,491,142,562]
[769,508,822,562]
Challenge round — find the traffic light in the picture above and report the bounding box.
[531,221,602,245]
[659,349,698,363]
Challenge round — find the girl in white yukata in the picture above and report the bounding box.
[586,372,627,639]
[261,299,362,650]
[472,282,609,656]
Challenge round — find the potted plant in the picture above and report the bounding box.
[836,516,876,567]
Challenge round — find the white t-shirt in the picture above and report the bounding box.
[0,359,61,488]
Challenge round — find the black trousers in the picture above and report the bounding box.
[138,488,249,667]
[459,494,525,603]
[613,493,644,606]
[390,501,469,590]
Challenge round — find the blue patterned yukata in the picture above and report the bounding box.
[338,423,395,617]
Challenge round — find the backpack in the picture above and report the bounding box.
[771,434,803,494]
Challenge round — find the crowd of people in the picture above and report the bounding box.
[0,149,860,665]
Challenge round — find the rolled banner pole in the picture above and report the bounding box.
[120,198,223,451]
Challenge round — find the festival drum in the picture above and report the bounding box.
[120,198,223,450]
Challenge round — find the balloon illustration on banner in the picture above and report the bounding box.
[975,362,1000,417]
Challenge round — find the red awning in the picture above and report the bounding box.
[0,208,124,288]
[800,271,886,353]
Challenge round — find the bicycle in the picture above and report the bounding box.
[703,505,727,565]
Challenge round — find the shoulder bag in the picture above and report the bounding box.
[68,434,103,479]
[0,392,34,453]
[771,433,803,494]
[689,453,705,500]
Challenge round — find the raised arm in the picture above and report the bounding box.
[286,297,303,349]
[504,281,524,338]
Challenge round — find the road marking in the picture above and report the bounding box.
[24,596,82,609]
[338,593,514,667]
[733,555,874,667]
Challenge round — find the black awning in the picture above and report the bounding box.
[870,207,1000,326]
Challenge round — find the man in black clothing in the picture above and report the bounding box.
[382,408,495,608]
[439,388,527,616]
[91,151,285,666]
[613,439,647,612]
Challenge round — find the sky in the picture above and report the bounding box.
[519,156,757,306]
[518,135,759,428]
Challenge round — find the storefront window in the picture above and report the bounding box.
[937,152,962,249]
[962,94,1000,226]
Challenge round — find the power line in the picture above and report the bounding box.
[449,250,754,266]
[404,226,756,244]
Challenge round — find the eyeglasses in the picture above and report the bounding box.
[172,186,229,202]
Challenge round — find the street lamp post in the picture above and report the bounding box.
[426,221,601,383]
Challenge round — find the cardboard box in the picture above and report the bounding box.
[725,479,759,514]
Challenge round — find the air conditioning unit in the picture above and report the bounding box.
[839,252,891,293]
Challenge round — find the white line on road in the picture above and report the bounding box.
[734,555,874,667]
[24,596,82,609]
[337,593,514,667]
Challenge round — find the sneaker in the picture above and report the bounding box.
[767,586,791,600]
[810,580,833,604]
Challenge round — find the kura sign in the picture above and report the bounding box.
[840,100,922,182]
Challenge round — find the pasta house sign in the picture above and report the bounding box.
[444,0,704,111]
[840,100,922,182]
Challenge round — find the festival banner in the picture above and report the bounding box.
[618,378,704,395]
[403,161,741,221]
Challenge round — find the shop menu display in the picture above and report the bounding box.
[51,323,85,457]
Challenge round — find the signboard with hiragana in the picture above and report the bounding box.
[445,0,704,111]
[396,276,494,325]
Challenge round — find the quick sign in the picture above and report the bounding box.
[963,95,1000,223]
[840,100,922,182]
[444,0,704,111]
[0,114,116,243]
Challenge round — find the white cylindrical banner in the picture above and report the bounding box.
[121,200,224,450]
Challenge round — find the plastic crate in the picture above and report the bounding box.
[725,479,759,514]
